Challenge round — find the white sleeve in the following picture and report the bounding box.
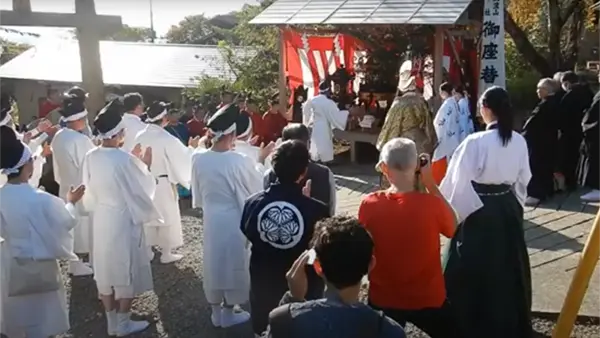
[191,152,204,209]
[165,137,193,190]
[513,140,532,208]
[302,99,313,126]
[326,100,349,131]
[439,137,483,223]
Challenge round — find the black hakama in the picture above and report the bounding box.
[443,183,533,338]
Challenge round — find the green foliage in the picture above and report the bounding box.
[180,1,279,110]
[506,70,540,110]
[0,38,30,65]
[105,25,155,42]
[165,14,238,45]
[505,37,538,81]
[182,76,240,101]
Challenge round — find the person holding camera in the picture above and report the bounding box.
[358,137,460,338]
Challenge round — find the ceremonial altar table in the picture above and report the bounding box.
[334,129,379,163]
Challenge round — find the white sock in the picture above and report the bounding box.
[211,304,222,314]
[117,312,130,326]
[222,306,234,316]
[106,310,117,334]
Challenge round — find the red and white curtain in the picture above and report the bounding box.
[282,28,360,99]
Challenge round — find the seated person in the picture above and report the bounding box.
[359,137,459,338]
[263,124,336,216]
[262,215,405,338]
[242,140,329,336]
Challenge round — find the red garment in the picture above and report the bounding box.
[245,110,264,144]
[261,111,288,144]
[187,118,206,138]
[39,100,60,118]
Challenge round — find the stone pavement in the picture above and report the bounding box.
[332,164,600,317]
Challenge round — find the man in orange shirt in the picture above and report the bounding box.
[358,137,460,338]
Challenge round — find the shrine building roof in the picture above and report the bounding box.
[249,0,472,26]
[0,41,248,88]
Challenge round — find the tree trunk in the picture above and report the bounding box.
[505,11,553,76]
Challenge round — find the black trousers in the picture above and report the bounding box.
[369,300,460,338]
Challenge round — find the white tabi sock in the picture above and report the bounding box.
[116,312,149,337]
[106,310,117,335]
[221,306,250,328]
[210,304,222,327]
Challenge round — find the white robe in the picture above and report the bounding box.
[439,127,532,223]
[121,113,147,152]
[81,147,160,297]
[302,94,349,162]
[51,128,95,254]
[134,124,193,249]
[233,140,267,174]
[458,97,475,142]
[0,130,47,188]
[191,150,263,297]
[433,97,461,162]
[0,183,78,338]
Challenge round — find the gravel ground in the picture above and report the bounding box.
[51,203,598,338]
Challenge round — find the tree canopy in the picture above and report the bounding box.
[165,14,238,45]
[0,39,30,65]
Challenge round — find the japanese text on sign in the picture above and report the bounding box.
[479,0,506,97]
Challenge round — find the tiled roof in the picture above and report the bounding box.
[0,40,245,88]
[249,0,472,25]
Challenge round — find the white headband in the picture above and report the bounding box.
[97,120,125,140]
[237,118,253,139]
[0,142,32,175]
[146,109,167,123]
[0,109,13,126]
[209,123,236,142]
[62,109,88,122]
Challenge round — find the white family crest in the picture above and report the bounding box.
[257,201,305,249]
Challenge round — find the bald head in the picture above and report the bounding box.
[282,123,310,144]
[378,137,418,173]
[537,78,557,98]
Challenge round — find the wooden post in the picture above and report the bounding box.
[75,0,105,117]
[278,27,287,113]
[432,26,445,112]
[552,209,600,338]
[12,0,31,12]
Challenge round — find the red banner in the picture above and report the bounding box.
[282,28,359,99]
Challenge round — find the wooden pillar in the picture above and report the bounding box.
[278,27,287,113]
[552,210,600,338]
[12,0,31,12]
[75,0,104,117]
[432,25,445,112]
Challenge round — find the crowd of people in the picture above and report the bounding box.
[0,62,597,338]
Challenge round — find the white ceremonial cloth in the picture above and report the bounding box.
[302,94,349,162]
[191,150,263,298]
[51,128,95,253]
[433,97,461,162]
[458,97,475,142]
[134,124,193,249]
[439,127,532,223]
[82,147,160,298]
[0,183,77,337]
[121,113,147,152]
[234,140,267,174]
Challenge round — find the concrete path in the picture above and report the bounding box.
[332,164,600,317]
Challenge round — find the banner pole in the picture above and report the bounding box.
[552,208,600,338]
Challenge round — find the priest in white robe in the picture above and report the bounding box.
[191,103,268,328]
[302,81,353,164]
[65,86,93,137]
[134,101,193,264]
[121,92,147,152]
[0,125,85,338]
[0,95,56,188]
[432,82,461,185]
[82,99,160,337]
[454,85,475,142]
[50,95,95,276]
